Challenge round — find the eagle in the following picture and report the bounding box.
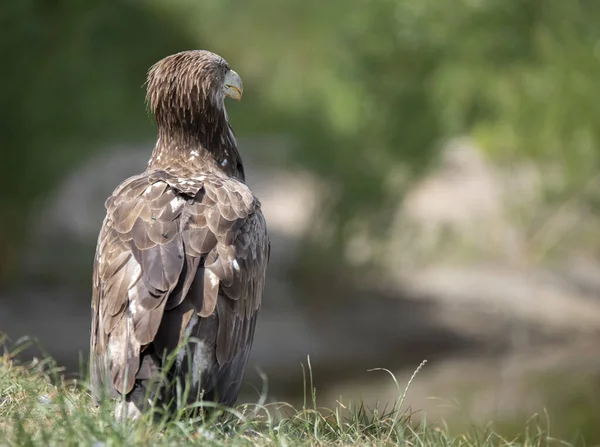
[89,50,269,419]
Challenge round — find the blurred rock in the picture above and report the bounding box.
[397,264,600,336]
[404,139,505,226]
[385,138,543,266]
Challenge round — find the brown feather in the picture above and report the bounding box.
[199,269,219,317]
[184,226,217,255]
[90,50,270,412]
[134,237,184,293]
[132,295,169,345]
[166,255,200,310]
[143,181,169,201]
[130,218,156,250]
[103,251,131,280]
[112,199,146,233]
[108,315,140,395]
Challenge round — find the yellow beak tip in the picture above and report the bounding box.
[224,69,243,101]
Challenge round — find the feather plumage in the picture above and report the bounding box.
[90,50,269,416]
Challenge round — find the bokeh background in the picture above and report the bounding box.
[2,0,600,442]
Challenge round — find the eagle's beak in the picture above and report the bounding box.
[224,70,243,101]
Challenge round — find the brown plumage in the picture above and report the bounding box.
[89,50,269,418]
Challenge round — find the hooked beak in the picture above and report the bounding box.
[224,69,243,101]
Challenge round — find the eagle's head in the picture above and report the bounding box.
[146,50,243,130]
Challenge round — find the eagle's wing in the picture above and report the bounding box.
[90,170,268,402]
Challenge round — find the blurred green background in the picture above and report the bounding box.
[2,0,600,443]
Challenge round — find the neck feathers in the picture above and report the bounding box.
[147,122,244,180]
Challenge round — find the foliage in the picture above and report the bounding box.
[3,0,600,280]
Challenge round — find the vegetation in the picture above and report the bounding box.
[0,347,571,447]
[3,0,600,281]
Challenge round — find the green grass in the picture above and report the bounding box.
[0,345,575,447]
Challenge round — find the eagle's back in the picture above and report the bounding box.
[90,169,268,408]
